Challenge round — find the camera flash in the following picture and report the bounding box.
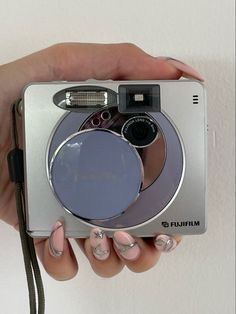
[66,91,108,108]
[53,86,118,112]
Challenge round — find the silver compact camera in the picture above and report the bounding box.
[22,80,207,238]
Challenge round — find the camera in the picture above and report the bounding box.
[22,80,207,237]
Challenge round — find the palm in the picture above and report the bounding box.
[0,104,17,227]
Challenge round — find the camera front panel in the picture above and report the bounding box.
[22,80,207,237]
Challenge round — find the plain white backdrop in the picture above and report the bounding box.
[0,1,235,313]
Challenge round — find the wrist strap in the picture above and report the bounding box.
[7,100,45,314]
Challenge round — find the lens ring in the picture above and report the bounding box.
[101,110,111,121]
[121,116,158,147]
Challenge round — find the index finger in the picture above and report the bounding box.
[0,42,181,105]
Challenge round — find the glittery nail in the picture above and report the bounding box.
[113,231,140,260]
[90,228,110,261]
[49,221,64,257]
[154,235,177,253]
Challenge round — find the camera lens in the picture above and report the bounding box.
[121,116,158,147]
[131,122,148,140]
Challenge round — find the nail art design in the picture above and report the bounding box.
[90,228,110,261]
[114,241,137,253]
[49,221,64,257]
[94,230,105,239]
[92,244,110,258]
[159,57,204,81]
[113,231,140,260]
[154,235,177,253]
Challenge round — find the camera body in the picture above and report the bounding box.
[22,80,207,238]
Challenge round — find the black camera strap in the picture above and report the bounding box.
[7,101,45,314]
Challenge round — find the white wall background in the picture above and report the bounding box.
[0,1,235,313]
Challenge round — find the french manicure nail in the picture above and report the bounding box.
[113,231,140,261]
[163,57,204,81]
[154,234,177,253]
[49,221,64,257]
[90,228,110,261]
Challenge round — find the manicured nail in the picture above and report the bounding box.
[154,235,177,253]
[161,57,204,81]
[49,221,64,257]
[90,228,110,261]
[113,231,140,261]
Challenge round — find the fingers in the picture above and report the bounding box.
[113,231,161,273]
[35,221,78,281]
[35,224,181,280]
[77,228,181,277]
[35,222,181,280]
[113,231,181,273]
[46,43,180,81]
[0,42,202,105]
[76,229,124,278]
[160,57,204,81]
[154,234,182,252]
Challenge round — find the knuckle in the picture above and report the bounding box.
[46,43,71,79]
[120,42,139,52]
[125,42,138,50]
[48,43,70,54]
[114,43,141,78]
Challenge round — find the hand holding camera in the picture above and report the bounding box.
[0,43,204,280]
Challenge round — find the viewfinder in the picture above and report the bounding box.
[118,84,161,113]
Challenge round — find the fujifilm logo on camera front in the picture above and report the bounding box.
[162,221,200,228]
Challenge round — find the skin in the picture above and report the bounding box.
[0,43,184,280]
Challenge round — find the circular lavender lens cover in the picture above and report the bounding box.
[50,129,143,220]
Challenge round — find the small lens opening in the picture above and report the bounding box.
[101,111,111,120]
[91,118,101,126]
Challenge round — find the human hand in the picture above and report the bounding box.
[0,43,203,280]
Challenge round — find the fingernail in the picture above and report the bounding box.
[49,221,64,257]
[162,57,204,81]
[154,235,177,253]
[113,231,140,261]
[90,228,110,261]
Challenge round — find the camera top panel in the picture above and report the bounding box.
[52,83,161,113]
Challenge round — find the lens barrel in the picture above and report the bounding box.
[121,116,158,147]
